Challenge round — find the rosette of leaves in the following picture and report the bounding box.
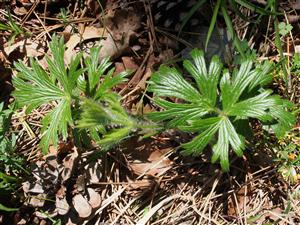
[148,49,295,171]
[13,36,131,153]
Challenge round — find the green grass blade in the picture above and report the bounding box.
[0,22,11,31]
[205,0,222,51]
[0,203,18,212]
[221,3,245,58]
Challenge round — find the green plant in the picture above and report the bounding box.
[291,53,300,74]
[179,0,279,59]
[275,133,300,184]
[13,36,135,153]
[278,22,293,37]
[39,211,61,225]
[148,49,295,171]
[0,10,26,43]
[78,98,137,149]
[0,103,23,171]
[0,103,22,212]
[57,8,77,33]
[57,8,70,23]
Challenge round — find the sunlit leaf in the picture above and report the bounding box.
[148,65,201,102]
[149,48,295,171]
[13,36,78,153]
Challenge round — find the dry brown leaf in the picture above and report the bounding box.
[129,148,172,177]
[122,56,139,71]
[87,188,102,208]
[75,175,86,193]
[114,62,126,75]
[126,179,153,191]
[15,218,27,225]
[39,220,47,225]
[44,154,58,173]
[97,33,128,60]
[287,15,300,23]
[295,45,300,53]
[56,185,66,199]
[228,185,252,216]
[4,39,45,58]
[56,196,70,215]
[106,7,141,35]
[158,49,175,62]
[65,8,141,64]
[14,6,27,15]
[65,26,107,63]
[96,8,141,60]
[135,68,152,90]
[73,194,92,218]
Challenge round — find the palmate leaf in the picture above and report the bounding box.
[94,69,128,100]
[149,48,295,171]
[221,59,254,110]
[268,98,296,138]
[13,35,131,153]
[248,61,273,91]
[97,127,133,150]
[39,99,72,151]
[13,36,82,153]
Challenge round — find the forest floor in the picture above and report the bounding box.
[0,0,300,224]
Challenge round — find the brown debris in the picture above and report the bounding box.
[2,0,300,224]
[87,188,102,208]
[73,194,92,218]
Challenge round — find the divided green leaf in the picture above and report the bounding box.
[13,36,131,153]
[13,36,79,153]
[148,49,295,171]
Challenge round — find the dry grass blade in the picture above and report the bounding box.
[136,194,181,225]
